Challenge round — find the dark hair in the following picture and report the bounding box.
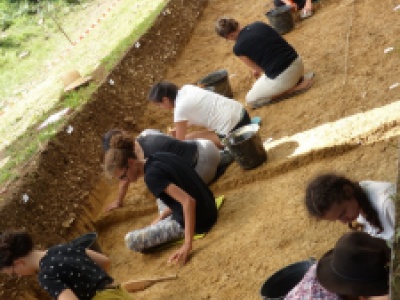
[148,81,178,104]
[0,231,34,269]
[215,17,239,38]
[305,173,383,233]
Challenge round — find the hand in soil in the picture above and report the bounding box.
[104,200,122,212]
[168,243,192,265]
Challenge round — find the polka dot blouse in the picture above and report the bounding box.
[38,240,113,299]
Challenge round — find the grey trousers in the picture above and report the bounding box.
[193,139,220,184]
[124,199,184,252]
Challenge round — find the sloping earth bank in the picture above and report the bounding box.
[0,0,208,298]
[1,0,400,299]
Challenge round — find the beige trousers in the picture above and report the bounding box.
[246,56,304,108]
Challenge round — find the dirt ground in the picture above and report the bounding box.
[96,0,400,299]
[1,0,400,298]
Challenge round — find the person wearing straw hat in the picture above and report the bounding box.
[215,17,314,109]
[304,173,395,241]
[0,230,131,300]
[317,231,391,299]
[285,231,390,300]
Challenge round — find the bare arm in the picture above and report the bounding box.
[116,180,130,206]
[303,0,312,12]
[238,56,264,78]
[105,180,130,212]
[164,183,196,265]
[134,140,145,160]
[85,249,111,272]
[151,206,173,225]
[174,120,189,141]
[58,289,79,300]
[281,0,298,10]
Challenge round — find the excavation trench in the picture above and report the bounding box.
[1,0,400,299]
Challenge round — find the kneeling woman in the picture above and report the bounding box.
[0,231,131,300]
[104,134,217,265]
[305,173,395,241]
[215,18,313,109]
[102,129,222,212]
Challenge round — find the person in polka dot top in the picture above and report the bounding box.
[0,230,131,299]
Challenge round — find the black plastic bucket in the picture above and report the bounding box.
[223,124,267,170]
[265,5,294,35]
[197,69,233,98]
[260,258,316,299]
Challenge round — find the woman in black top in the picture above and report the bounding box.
[104,134,217,265]
[0,231,131,300]
[102,129,222,212]
[215,18,313,109]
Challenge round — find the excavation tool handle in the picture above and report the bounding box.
[122,274,178,292]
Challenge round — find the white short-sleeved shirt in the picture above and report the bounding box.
[357,181,396,241]
[174,85,243,135]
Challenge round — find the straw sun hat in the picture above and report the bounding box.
[316,231,390,297]
[62,70,92,92]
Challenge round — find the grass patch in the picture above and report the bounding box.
[0,0,167,186]
[62,83,97,108]
[0,0,86,102]
[0,82,97,185]
[101,0,167,70]
[0,122,59,184]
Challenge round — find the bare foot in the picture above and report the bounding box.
[293,73,314,92]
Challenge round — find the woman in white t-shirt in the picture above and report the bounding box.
[148,81,251,148]
[304,173,395,241]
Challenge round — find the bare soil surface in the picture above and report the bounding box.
[1,0,400,299]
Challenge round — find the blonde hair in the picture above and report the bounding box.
[215,17,239,38]
[103,132,137,178]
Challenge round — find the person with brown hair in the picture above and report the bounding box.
[215,17,314,109]
[304,173,395,241]
[0,231,131,300]
[102,129,227,212]
[104,133,218,265]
